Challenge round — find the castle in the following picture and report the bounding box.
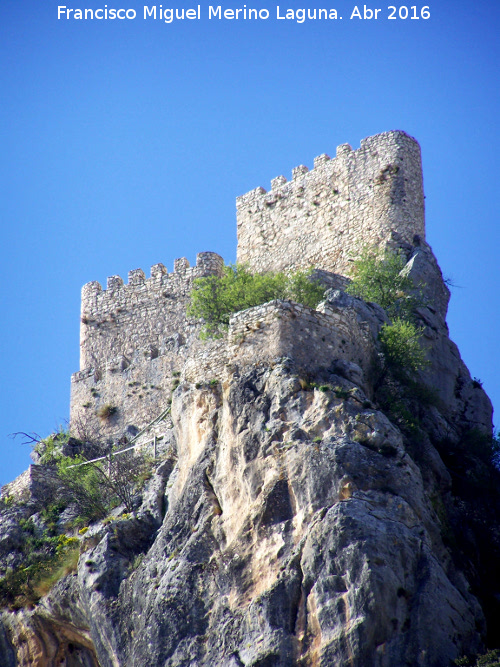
[70,130,427,443]
[4,131,496,667]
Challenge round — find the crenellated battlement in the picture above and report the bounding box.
[79,251,223,370]
[71,252,224,438]
[236,130,425,275]
[81,251,224,303]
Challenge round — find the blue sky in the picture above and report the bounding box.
[1,0,499,486]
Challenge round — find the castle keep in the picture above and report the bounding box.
[70,130,427,440]
[236,130,425,274]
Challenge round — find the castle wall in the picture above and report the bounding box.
[236,130,425,276]
[183,299,376,394]
[71,355,177,442]
[70,252,223,440]
[79,252,223,371]
[72,293,378,444]
[1,466,58,503]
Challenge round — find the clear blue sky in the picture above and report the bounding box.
[1,0,499,486]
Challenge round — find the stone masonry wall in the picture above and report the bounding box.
[72,292,377,444]
[79,252,223,370]
[70,252,223,440]
[1,465,58,503]
[183,299,377,395]
[236,130,425,276]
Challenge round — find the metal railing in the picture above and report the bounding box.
[66,406,171,469]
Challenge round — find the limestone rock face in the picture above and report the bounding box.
[1,246,498,666]
[0,576,98,667]
[2,355,496,666]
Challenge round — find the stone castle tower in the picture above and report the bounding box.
[236,130,425,274]
[70,130,428,441]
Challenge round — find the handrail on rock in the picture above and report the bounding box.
[66,406,171,469]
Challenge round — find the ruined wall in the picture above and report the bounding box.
[183,298,377,395]
[72,292,378,443]
[1,466,57,503]
[70,252,223,439]
[236,130,425,275]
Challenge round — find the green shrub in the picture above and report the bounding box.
[40,501,67,532]
[285,270,325,309]
[57,447,154,517]
[379,319,428,374]
[346,245,429,383]
[334,386,350,399]
[33,430,70,465]
[56,454,108,521]
[0,494,14,509]
[33,545,80,599]
[346,246,422,321]
[32,430,120,523]
[376,387,421,434]
[299,378,318,391]
[129,553,144,573]
[455,650,500,666]
[188,264,325,338]
[0,520,80,609]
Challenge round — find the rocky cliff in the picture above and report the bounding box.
[1,239,499,667]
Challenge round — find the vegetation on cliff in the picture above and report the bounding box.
[0,513,79,609]
[346,248,500,655]
[0,429,153,609]
[346,245,423,321]
[34,428,152,517]
[346,245,428,378]
[188,263,325,338]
